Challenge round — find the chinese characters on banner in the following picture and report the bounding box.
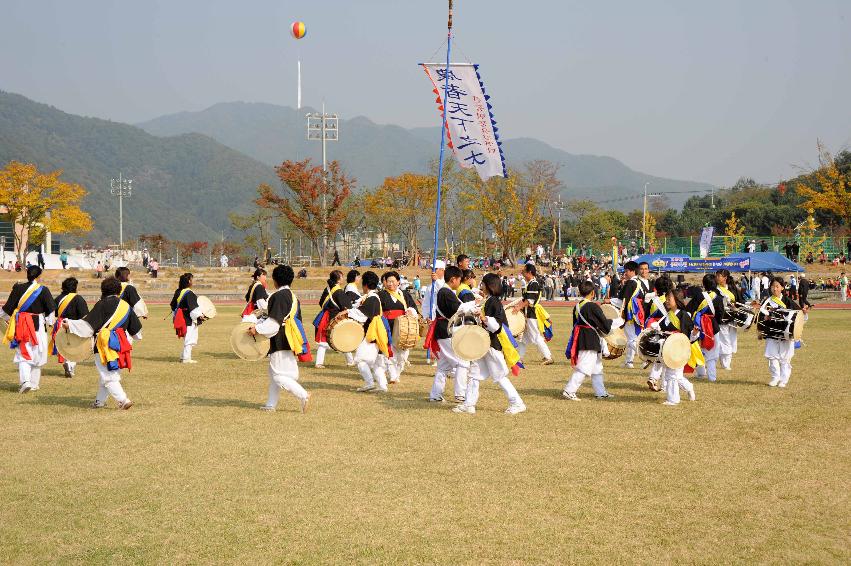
[698,226,714,258]
[421,63,507,181]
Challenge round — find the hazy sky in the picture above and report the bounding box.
[2,0,849,186]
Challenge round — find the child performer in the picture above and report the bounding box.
[1,265,56,393]
[715,268,742,371]
[248,265,311,412]
[645,276,674,392]
[170,273,206,364]
[346,271,391,393]
[63,277,142,409]
[513,263,554,365]
[242,268,268,321]
[424,265,479,403]
[51,277,90,378]
[454,273,526,415]
[761,276,807,388]
[378,271,419,384]
[342,269,361,366]
[615,261,645,369]
[687,274,725,382]
[312,270,352,369]
[115,266,149,319]
[652,287,698,406]
[458,269,480,301]
[562,280,622,401]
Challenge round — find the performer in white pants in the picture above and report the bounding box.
[616,261,646,369]
[715,268,742,371]
[250,264,310,412]
[454,273,526,415]
[51,277,90,378]
[761,277,807,388]
[424,266,478,402]
[64,277,142,409]
[378,271,420,384]
[514,263,553,364]
[651,288,697,406]
[688,274,725,383]
[312,270,352,369]
[170,273,208,363]
[343,269,362,366]
[1,266,56,393]
[563,281,621,401]
[346,271,390,393]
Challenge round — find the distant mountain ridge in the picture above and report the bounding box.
[138,101,716,208]
[0,91,278,243]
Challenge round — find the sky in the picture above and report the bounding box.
[1,0,849,186]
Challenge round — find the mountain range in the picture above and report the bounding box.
[0,91,715,245]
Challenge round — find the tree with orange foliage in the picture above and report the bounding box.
[0,161,93,261]
[257,159,354,266]
[363,173,438,256]
[796,142,851,227]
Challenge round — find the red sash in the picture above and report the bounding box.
[384,308,404,320]
[315,310,331,342]
[15,312,38,361]
[51,318,66,363]
[567,324,592,366]
[114,328,133,370]
[700,315,715,350]
[422,318,442,359]
[241,303,255,317]
[173,308,188,338]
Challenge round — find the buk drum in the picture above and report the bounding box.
[327,312,365,353]
[448,312,490,362]
[229,322,270,362]
[506,309,526,338]
[600,304,621,321]
[54,330,95,363]
[638,329,691,369]
[197,296,217,319]
[757,308,804,341]
[723,302,755,330]
[603,327,627,360]
[392,314,420,350]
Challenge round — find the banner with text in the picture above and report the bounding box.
[421,63,507,181]
[699,226,714,258]
[645,255,751,272]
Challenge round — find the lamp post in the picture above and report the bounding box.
[642,181,661,250]
[306,104,338,264]
[110,172,132,248]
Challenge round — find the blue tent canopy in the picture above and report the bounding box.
[622,252,802,273]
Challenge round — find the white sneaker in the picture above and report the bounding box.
[374,387,388,393]
[315,364,326,369]
[562,391,580,401]
[19,382,32,394]
[452,404,475,414]
[117,399,133,410]
[346,361,355,367]
[768,379,780,387]
[30,386,40,392]
[505,403,527,415]
[181,359,198,364]
[688,390,696,401]
[778,382,787,388]
[662,400,679,406]
[623,362,634,369]
[260,405,276,412]
[356,384,376,393]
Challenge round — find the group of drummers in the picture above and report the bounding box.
[1,256,809,413]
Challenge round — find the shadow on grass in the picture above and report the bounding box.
[31,394,92,408]
[183,396,257,409]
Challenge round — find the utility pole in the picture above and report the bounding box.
[642,181,661,250]
[110,172,132,248]
[306,104,338,264]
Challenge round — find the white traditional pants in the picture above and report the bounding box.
[649,362,664,388]
[663,366,694,404]
[266,350,308,408]
[182,324,199,361]
[15,324,48,388]
[354,340,387,390]
[94,358,129,404]
[464,349,521,408]
[430,338,469,400]
[717,324,738,369]
[624,322,640,364]
[765,338,794,386]
[564,351,607,397]
[518,318,552,360]
[698,337,720,381]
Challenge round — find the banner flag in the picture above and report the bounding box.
[699,226,714,258]
[421,63,507,181]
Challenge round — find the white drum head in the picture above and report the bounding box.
[329,319,365,353]
[451,325,490,362]
[601,304,620,320]
[230,322,269,361]
[197,296,217,319]
[661,333,691,369]
[792,311,805,340]
[506,309,526,337]
[55,330,94,363]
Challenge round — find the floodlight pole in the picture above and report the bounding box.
[110,172,132,248]
[306,105,338,264]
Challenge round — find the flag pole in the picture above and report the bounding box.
[427,0,453,320]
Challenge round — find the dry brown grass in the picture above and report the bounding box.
[0,305,848,564]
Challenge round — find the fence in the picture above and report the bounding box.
[639,235,851,258]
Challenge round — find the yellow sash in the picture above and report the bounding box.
[57,293,77,318]
[175,288,190,309]
[282,291,306,355]
[3,282,41,345]
[455,283,472,296]
[389,289,408,309]
[718,285,735,302]
[96,300,131,367]
[363,295,390,357]
[769,296,786,308]
[667,309,704,369]
[321,285,341,308]
[483,302,522,370]
[534,302,551,335]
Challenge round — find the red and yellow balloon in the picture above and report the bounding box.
[291,21,306,39]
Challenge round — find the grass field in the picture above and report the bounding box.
[1,305,849,564]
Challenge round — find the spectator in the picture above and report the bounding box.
[413,275,421,294]
[37,249,45,269]
[149,259,159,279]
[95,260,103,279]
[59,250,68,270]
[841,272,848,303]
[142,248,150,268]
[14,260,22,272]
[331,249,341,266]
[798,274,812,308]
[759,239,768,252]
[221,253,229,268]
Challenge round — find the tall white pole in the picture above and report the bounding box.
[119,171,124,248]
[297,60,302,110]
[321,102,327,264]
[642,182,649,250]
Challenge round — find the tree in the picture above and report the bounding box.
[230,188,276,259]
[796,142,851,228]
[364,173,438,257]
[138,233,169,261]
[461,168,549,259]
[724,211,746,255]
[522,160,563,255]
[0,161,93,261]
[797,209,827,260]
[176,241,209,265]
[257,159,354,266]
